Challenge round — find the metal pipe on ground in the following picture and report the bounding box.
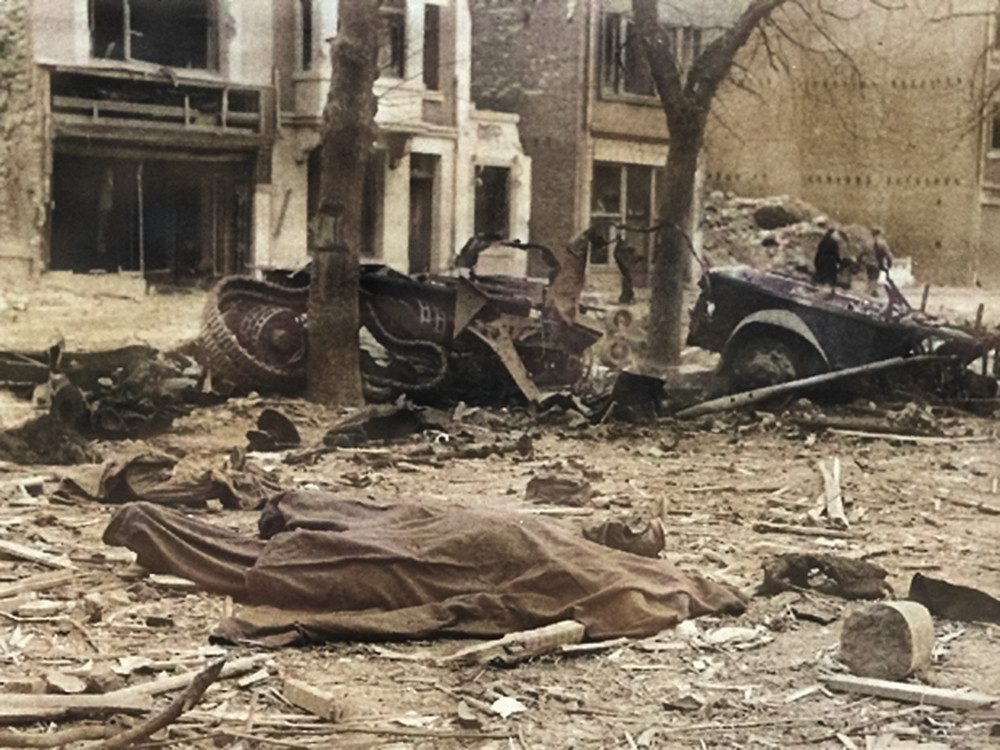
[674,355,948,420]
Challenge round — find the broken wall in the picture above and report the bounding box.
[0,0,47,283]
[704,0,986,286]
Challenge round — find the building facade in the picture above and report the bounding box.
[470,0,722,285]
[6,0,529,286]
[703,0,999,286]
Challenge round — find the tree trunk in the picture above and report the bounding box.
[646,129,700,366]
[632,0,789,367]
[306,0,380,406]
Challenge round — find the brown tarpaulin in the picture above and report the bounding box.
[103,491,746,647]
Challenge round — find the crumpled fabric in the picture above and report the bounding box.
[55,450,276,510]
[103,491,746,647]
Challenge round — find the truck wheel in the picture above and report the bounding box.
[724,336,818,393]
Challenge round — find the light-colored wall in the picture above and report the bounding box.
[32,0,88,64]
[262,135,310,270]
[704,0,989,285]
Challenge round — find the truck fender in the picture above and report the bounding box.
[720,309,830,371]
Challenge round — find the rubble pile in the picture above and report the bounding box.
[700,191,878,275]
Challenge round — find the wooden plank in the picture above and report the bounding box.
[0,693,152,724]
[751,521,853,539]
[945,495,1000,516]
[0,540,75,570]
[0,569,80,599]
[824,674,998,710]
[828,429,992,445]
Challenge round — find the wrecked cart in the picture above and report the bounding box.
[198,236,611,405]
[687,264,1000,394]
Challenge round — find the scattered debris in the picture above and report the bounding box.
[525,474,593,507]
[908,573,1000,625]
[323,402,428,447]
[759,554,892,600]
[839,601,934,680]
[582,516,665,558]
[246,408,301,452]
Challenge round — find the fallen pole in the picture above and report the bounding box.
[674,355,947,420]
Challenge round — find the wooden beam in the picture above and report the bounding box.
[825,674,998,710]
[0,693,151,724]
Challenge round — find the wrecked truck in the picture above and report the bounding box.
[198,234,614,405]
[687,264,1000,395]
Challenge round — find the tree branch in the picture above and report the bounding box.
[95,658,227,750]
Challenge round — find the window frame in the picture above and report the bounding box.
[589,161,658,265]
[378,0,407,80]
[599,13,704,102]
[89,0,218,71]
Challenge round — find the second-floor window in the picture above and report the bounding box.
[378,0,406,79]
[91,0,217,70]
[602,13,654,97]
[600,14,703,98]
[423,4,440,90]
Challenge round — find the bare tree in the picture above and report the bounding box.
[633,0,789,366]
[306,0,381,406]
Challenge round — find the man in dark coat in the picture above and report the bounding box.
[814,228,842,287]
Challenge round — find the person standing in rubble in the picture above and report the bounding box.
[813,227,843,288]
[860,227,893,296]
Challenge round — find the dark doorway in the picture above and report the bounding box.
[408,154,437,274]
[474,165,509,238]
[49,152,253,282]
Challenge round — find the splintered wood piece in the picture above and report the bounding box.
[839,601,934,680]
[283,678,351,722]
[825,674,998,711]
[112,654,269,699]
[0,540,75,570]
[819,458,849,529]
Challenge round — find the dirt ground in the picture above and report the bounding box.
[2,276,1000,749]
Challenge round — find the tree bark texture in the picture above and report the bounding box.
[307,0,380,406]
[633,0,789,365]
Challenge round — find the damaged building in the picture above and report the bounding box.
[469,1,741,286]
[703,0,1000,287]
[3,0,530,286]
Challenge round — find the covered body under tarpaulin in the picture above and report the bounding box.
[103,492,746,647]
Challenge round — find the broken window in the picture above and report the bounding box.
[600,14,702,97]
[50,153,253,280]
[423,4,441,90]
[378,0,406,79]
[474,166,510,238]
[90,0,217,70]
[590,162,657,265]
